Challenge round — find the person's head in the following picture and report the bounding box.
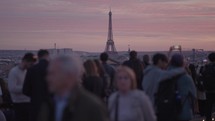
[47,55,84,95]
[83,60,99,77]
[208,52,215,63]
[21,53,35,69]
[115,66,137,93]
[129,50,137,60]
[152,53,168,69]
[143,54,150,63]
[37,49,49,60]
[170,54,184,68]
[100,52,109,62]
[189,64,196,72]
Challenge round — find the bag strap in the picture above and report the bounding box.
[114,94,120,121]
[181,93,190,106]
[182,92,195,112]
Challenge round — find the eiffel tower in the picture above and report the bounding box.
[104,10,117,54]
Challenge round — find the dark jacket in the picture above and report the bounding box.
[82,76,103,98]
[176,74,197,120]
[23,59,49,121]
[123,59,143,90]
[102,63,115,88]
[202,63,215,92]
[37,87,109,121]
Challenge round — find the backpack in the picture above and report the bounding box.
[203,63,215,92]
[155,74,185,121]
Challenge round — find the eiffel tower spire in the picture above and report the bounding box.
[105,10,117,54]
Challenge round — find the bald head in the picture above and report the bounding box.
[47,55,84,95]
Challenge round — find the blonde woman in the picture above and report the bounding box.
[108,66,156,121]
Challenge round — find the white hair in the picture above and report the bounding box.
[53,55,84,79]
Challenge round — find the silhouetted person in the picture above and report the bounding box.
[83,60,103,98]
[143,54,150,69]
[123,51,143,90]
[8,53,35,121]
[100,52,115,90]
[94,59,110,99]
[202,52,215,121]
[189,64,197,82]
[197,64,206,117]
[23,49,50,121]
[37,55,109,121]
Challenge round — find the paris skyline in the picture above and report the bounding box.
[0,0,215,52]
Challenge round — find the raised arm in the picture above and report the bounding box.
[159,68,185,82]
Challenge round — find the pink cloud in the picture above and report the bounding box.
[0,0,215,51]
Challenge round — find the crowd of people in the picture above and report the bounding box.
[0,49,215,121]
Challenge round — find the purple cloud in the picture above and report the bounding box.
[0,0,215,51]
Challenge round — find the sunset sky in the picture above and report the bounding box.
[0,0,215,52]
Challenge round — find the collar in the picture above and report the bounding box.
[54,92,70,102]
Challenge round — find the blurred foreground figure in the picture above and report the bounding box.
[108,66,156,121]
[0,110,6,121]
[8,53,35,121]
[38,55,109,121]
[142,54,150,69]
[23,50,50,121]
[202,52,215,121]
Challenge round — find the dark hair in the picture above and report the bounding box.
[94,59,105,76]
[208,52,215,62]
[100,52,109,62]
[152,53,168,65]
[189,64,195,71]
[84,60,99,77]
[22,53,35,62]
[170,54,184,67]
[143,54,150,62]
[129,50,137,59]
[37,49,49,59]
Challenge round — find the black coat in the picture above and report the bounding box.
[37,87,109,121]
[23,59,49,121]
[82,76,103,98]
[202,63,215,92]
[123,59,144,90]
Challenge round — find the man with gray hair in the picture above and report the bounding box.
[37,55,109,121]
